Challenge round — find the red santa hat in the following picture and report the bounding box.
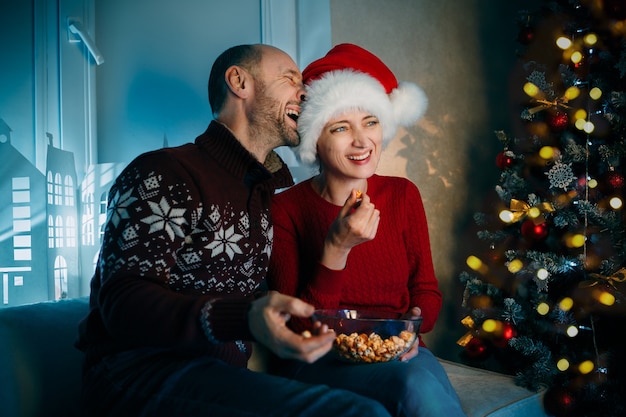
[296,43,428,164]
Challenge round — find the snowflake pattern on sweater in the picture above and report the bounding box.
[77,121,293,369]
[101,166,271,296]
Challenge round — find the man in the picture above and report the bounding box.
[76,44,392,417]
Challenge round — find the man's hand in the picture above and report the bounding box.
[248,291,335,363]
[399,306,422,362]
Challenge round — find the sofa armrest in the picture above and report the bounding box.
[0,297,89,417]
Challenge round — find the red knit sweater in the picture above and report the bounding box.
[267,174,442,338]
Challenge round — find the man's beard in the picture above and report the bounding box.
[248,81,300,149]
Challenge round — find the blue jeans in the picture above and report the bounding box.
[273,348,467,417]
[80,348,392,417]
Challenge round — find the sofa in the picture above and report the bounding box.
[0,298,549,417]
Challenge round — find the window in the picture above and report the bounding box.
[53,256,68,300]
[66,216,76,247]
[12,177,33,261]
[55,215,64,248]
[64,175,75,206]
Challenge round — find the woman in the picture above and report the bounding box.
[267,44,467,417]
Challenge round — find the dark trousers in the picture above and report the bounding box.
[273,348,467,417]
[80,348,392,417]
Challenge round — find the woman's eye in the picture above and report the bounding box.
[331,126,347,133]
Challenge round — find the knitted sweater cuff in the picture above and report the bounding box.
[200,298,254,343]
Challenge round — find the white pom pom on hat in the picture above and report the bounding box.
[296,43,428,164]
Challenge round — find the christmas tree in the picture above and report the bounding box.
[458,1,626,416]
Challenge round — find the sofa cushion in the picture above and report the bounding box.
[440,359,547,417]
[0,297,88,417]
[0,298,548,417]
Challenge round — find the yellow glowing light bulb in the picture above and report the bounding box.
[508,259,523,273]
[499,209,514,223]
[527,207,541,219]
[589,87,602,100]
[575,118,587,130]
[466,255,483,271]
[571,51,583,64]
[584,33,598,46]
[523,82,540,97]
[610,197,623,210]
[579,360,595,374]
[574,109,587,121]
[570,234,585,248]
[564,86,580,100]
[537,268,549,280]
[556,37,572,49]
[597,291,615,306]
[583,121,595,133]
[588,179,598,188]
[566,325,579,337]
[557,358,570,371]
[482,319,498,333]
[539,146,554,160]
[537,302,550,315]
[559,297,574,311]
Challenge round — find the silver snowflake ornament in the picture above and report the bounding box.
[546,159,575,190]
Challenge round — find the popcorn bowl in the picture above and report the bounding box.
[312,309,422,364]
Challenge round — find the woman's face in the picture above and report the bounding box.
[316,109,383,180]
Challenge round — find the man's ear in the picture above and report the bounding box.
[225,66,251,99]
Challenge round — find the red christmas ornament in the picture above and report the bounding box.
[598,170,625,195]
[543,386,577,417]
[606,171,625,190]
[464,337,490,361]
[517,26,535,45]
[521,220,549,241]
[547,111,569,131]
[493,322,518,348]
[496,152,514,170]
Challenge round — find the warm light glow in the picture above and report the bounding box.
[575,118,587,130]
[539,146,555,160]
[482,319,498,333]
[523,82,540,97]
[559,297,574,311]
[610,197,623,209]
[578,360,595,374]
[589,87,602,100]
[527,207,541,219]
[537,268,549,280]
[574,109,587,121]
[584,33,598,46]
[499,209,514,223]
[597,291,616,306]
[566,325,579,337]
[508,259,523,273]
[588,179,598,188]
[557,358,570,371]
[570,51,583,64]
[466,255,483,271]
[583,121,595,133]
[556,36,572,49]
[564,86,580,100]
[537,302,550,315]
[570,233,585,248]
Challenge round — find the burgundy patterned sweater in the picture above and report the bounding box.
[267,175,442,342]
[76,121,293,369]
